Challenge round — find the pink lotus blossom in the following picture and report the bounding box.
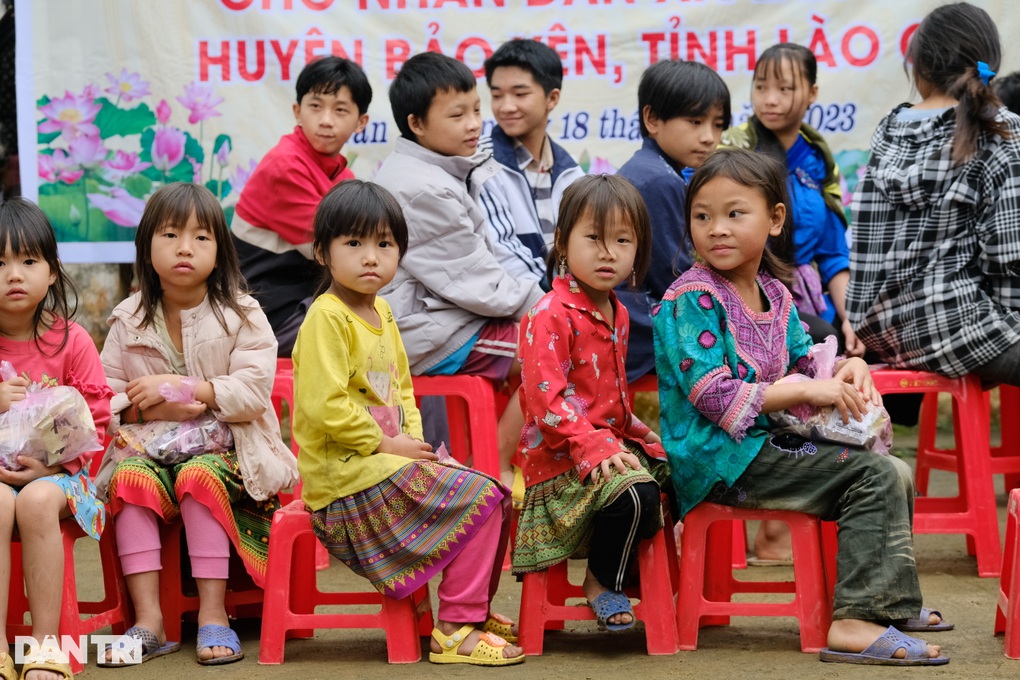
[38,90,101,140]
[82,83,101,100]
[37,149,84,185]
[230,159,258,195]
[589,156,617,175]
[87,187,146,227]
[215,139,231,166]
[187,156,203,179]
[68,135,108,169]
[176,81,224,125]
[156,99,172,124]
[102,150,151,180]
[103,69,151,103]
[151,126,186,173]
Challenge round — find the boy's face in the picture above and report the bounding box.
[643,104,726,170]
[293,85,369,157]
[408,87,482,157]
[489,66,559,141]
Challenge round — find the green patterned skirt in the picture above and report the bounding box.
[512,445,669,575]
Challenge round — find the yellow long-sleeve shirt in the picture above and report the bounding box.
[292,294,423,511]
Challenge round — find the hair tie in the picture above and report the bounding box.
[977,61,996,86]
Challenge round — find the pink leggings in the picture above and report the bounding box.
[436,502,507,623]
[115,496,230,579]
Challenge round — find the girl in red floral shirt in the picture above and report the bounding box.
[513,175,670,632]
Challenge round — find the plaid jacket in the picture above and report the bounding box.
[847,104,1020,377]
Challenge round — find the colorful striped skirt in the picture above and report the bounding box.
[108,451,279,586]
[513,446,669,575]
[309,460,508,600]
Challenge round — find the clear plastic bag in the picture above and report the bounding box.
[108,376,233,465]
[0,360,102,471]
[768,336,893,453]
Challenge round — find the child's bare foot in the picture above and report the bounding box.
[826,619,942,659]
[582,567,633,628]
[752,520,792,563]
[430,620,524,662]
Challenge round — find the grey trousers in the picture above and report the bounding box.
[709,433,923,621]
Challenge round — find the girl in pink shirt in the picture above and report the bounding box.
[0,197,112,680]
[514,175,669,633]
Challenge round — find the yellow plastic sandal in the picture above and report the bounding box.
[19,652,73,680]
[0,653,15,680]
[482,612,518,643]
[429,625,524,667]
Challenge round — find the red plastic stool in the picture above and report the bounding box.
[517,497,679,655]
[412,374,502,478]
[7,520,131,674]
[995,488,1020,657]
[871,369,1001,577]
[677,502,832,653]
[258,501,433,664]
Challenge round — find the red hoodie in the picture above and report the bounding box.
[235,126,355,246]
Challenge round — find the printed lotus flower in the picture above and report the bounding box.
[176,81,224,125]
[215,139,231,166]
[67,134,108,169]
[151,126,186,172]
[156,99,172,124]
[102,150,150,180]
[104,69,151,103]
[589,156,617,175]
[82,83,101,100]
[87,187,146,227]
[38,90,101,140]
[187,156,203,178]
[38,149,84,185]
[230,159,258,195]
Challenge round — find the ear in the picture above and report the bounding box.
[769,203,787,237]
[48,269,57,288]
[314,244,326,266]
[807,82,819,107]
[354,113,370,135]
[408,113,426,139]
[545,88,561,112]
[292,102,301,122]
[642,105,660,135]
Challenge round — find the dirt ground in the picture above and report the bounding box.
[50,444,1020,680]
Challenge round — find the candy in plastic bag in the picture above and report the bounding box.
[111,414,233,465]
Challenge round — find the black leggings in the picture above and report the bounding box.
[588,481,662,591]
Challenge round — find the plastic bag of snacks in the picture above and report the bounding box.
[109,376,233,465]
[768,336,893,453]
[0,360,103,471]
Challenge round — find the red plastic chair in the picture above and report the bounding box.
[516,496,679,656]
[871,369,1001,577]
[258,500,433,664]
[7,519,131,674]
[411,374,502,478]
[995,488,1020,658]
[677,502,834,653]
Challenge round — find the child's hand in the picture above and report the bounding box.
[589,450,642,483]
[380,433,437,461]
[841,319,866,358]
[142,400,208,423]
[0,455,62,486]
[0,376,29,413]
[803,377,868,423]
[126,374,182,410]
[643,430,662,445]
[834,357,882,406]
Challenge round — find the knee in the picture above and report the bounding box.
[613,482,660,522]
[868,454,915,498]
[14,482,65,528]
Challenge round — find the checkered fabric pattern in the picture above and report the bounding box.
[847,104,1020,377]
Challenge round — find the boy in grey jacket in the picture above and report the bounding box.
[375,51,543,493]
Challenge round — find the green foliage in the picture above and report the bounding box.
[93,98,156,138]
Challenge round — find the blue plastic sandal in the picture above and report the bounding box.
[196,624,244,665]
[819,626,949,666]
[589,590,636,632]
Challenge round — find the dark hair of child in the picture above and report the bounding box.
[685,147,793,284]
[133,182,250,331]
[993,71,1020,115]
[390,52,477,141]
[483,38,563,94]
[0,196,78,353]
[906,1,1008,162]
[311,179,409,295]
[638,59,731,137]
[547,174,652,289]
[295,56,373,115]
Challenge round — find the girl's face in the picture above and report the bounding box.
[0,246,56,325]
[751,57,818,139]
[149,209,217,296]
[321,225,400,307]
[689,176,785,286]
[564,210,638,305]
